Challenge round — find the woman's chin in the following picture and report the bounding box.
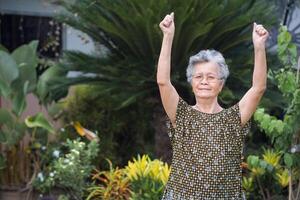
[195,94,215,99]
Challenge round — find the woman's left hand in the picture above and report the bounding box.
[252,22,269,50]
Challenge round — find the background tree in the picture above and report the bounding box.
[45,0,277,163]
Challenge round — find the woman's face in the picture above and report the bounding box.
[191,62,224,99]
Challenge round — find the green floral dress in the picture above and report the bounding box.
[161,97,251,200]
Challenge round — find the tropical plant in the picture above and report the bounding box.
[46,0,277,163]
[243,148,288,199]
[0,41,56,189]
[33,138,99,200]
[243,25,300,200]
[61,84,155,167]
[86,159,131,200]
[49,0,277,106]
[124,154,170,199]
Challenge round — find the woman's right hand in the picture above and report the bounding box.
[159,12,175,37]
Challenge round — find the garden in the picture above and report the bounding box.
[0,0,300,199]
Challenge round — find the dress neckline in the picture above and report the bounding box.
[190,105,226,115]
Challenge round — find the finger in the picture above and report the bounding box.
[257,28,267,35]
[162,21,170,27]
[256,29,265,36]
[253,22,257,33]
[162,19,172,27]
[170,12,174,20]
[166,15,173,22]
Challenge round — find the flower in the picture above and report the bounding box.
[125,154,170,185]
[73,121,99,142]
[262,149,282,168]
[71,149,80,155]
[37,172,44,182]
[276,169,290,188]
[53,150,60,158]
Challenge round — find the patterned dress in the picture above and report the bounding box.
[161,97,251,200]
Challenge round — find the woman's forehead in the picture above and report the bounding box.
[194,62,219,74]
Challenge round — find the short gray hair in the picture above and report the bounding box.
[186,49,229,84]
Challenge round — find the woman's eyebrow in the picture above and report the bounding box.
[194,72,217,75]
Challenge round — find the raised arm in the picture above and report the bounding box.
[239,22,269,126]
[157,12,179,127]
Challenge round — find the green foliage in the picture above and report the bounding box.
[0,41,62,186]
[62,85,155,167]
[86,155,170,200]
[33,138,99,199]
[254,108,286,146]
[243,148,289,199]
[25,112,55,134]
[129,177,164,200]
[0,41,38,115]
[86,159,131,200]
[247,25,300,199]
[48,0,275,108]
[277,26,298,67]
[125,155,170,199]
[0,41,55,145]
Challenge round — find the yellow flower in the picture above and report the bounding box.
[125,154,170,185]
[242,176,254,192]
[125,155,149,180]
[73,121,99,141]
[262,149,282,168]
[73,121,85,136]
[276,168,289,188]
[251,167,265,176]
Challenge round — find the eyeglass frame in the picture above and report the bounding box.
[192,73,224,83]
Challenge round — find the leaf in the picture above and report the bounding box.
[12,43,38,68]
[12,81,29,117]
[0,51,19,84]
[25,113,55,134]
[50,0,276,110]
[0,44,8,53]
[36,65,67,103]
[284,153,293,168]
[247,155,260,168]
[0,130,7,143]
[0,79,11,98]
[0,154,6,169]
[259,160,268,169]
[0,108,14,125]
[28,40,39,53]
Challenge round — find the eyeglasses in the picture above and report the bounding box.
[192,73,224,83]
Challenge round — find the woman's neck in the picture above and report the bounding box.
[193,97,223,113]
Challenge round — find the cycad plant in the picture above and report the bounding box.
[46,0,276,161]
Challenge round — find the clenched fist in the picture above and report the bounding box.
[159,12,175,37]
[252,22,269,50]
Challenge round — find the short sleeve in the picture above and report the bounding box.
[165,96,189,144]
[230,103,252,136]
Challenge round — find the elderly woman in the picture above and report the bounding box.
[156,12,269,199]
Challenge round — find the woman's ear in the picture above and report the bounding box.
[219,81,225,92]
